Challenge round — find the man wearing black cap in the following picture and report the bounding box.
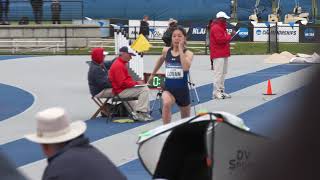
[108,46,152,121]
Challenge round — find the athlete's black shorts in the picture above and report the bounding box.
[164,86,190,107]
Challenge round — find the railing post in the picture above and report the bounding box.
[64,26,67,55]
[81,0,84,24]
[276,23,279,53]
[268,25,271,54]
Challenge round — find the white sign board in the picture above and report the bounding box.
[129,20,168,39]
[73,19,110,37]
[253,23,299,42]
[277,24,299,42]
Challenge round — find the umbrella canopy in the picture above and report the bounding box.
[137,112,270,180]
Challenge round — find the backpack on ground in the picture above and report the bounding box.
[18,17,29,25]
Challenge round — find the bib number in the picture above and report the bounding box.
[166,68,183,79]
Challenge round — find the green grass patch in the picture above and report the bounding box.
[232,42,269,55]
[279,43,320,54]
[4,42,319,55]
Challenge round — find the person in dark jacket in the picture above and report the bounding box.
[0,0,9,25]
[88,47,112,98]
[25,107,126,180]
[139,15,149,39]
[30,0,43,24]
[210,11,235,100]
[51,0,61,24]
[162,18,178,47]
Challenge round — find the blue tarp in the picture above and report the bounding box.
[9,0,317,22]
[84,0,230,21]
[84,0,315,21]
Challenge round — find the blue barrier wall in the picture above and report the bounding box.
[9,0,315,22]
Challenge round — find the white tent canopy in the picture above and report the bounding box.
[137,112,270,180]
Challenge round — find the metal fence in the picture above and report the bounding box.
[268,23,320,55]
[268,23,279,54]
[0,24,318,55]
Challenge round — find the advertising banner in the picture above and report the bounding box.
[128,20,168,40]
[253,23,299,42]
[73,19,110,38]
[204,23,253,43]
[227,23,252,42]
[300,25,320,43]
[187,25,207,41]
[277,24,300,42]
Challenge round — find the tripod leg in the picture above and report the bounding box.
[188,73,201,115]
[159,94,162,115]
[188,74,200,104]
[150,91,162,115]
[150,96,157,115]
[193,86,200,104]
[188,85,197,115]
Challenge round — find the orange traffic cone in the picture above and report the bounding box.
[263,80,276,95]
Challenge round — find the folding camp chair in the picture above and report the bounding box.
[91,88,138,122]
[108,94,138,121]
[91,96,110,119]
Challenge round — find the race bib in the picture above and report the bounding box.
[165,67,183,79]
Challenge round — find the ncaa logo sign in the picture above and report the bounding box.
[192,27,206,35]
[238,28,249,38]
[304,28,315,40]
[256,30,262,35]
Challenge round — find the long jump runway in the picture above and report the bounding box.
[0,55,316,179]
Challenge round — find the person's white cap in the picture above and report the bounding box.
[216,11,230,19]
[25,107,86,144]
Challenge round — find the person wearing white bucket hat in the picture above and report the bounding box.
[209,11,235,100]
[25,107,126,180]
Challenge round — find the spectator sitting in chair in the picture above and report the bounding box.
[88,47,112,99]
[108,46,152,121]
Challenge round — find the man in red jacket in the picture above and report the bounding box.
[109,46,152,121]
[210,11,234,99]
